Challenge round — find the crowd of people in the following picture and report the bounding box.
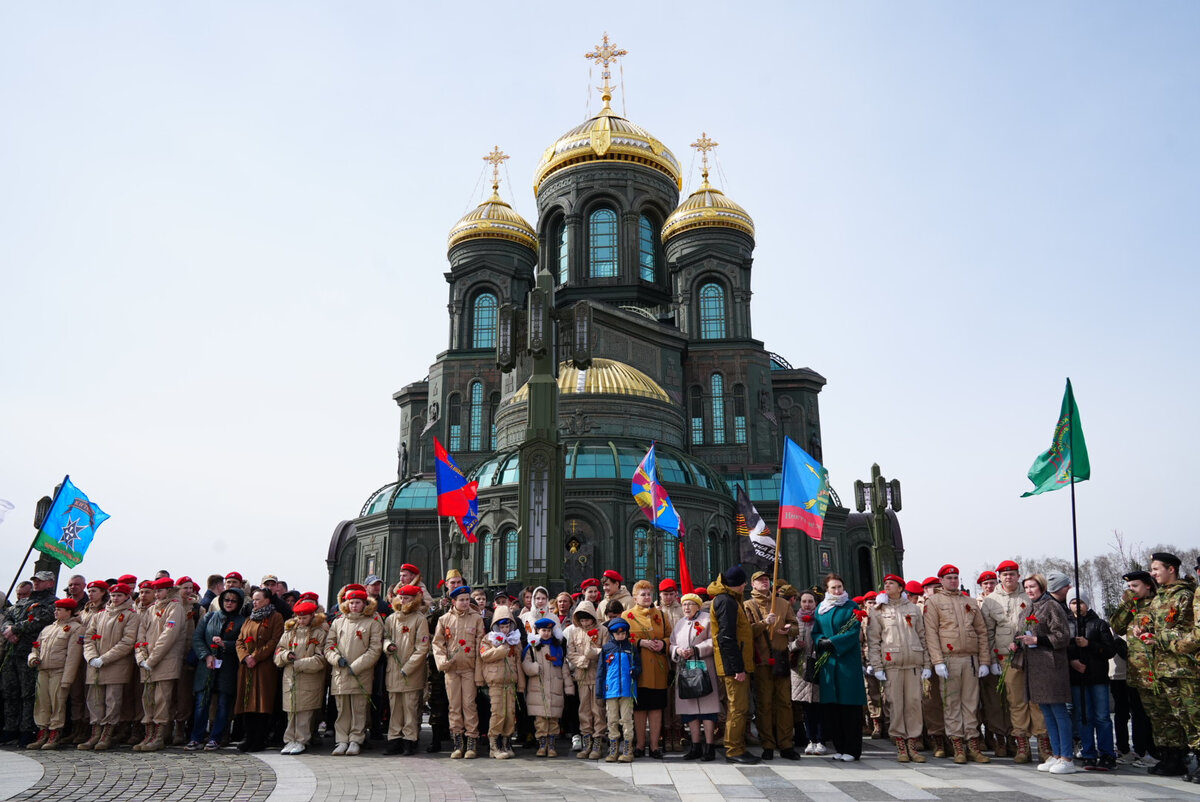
[0,552,1195,781]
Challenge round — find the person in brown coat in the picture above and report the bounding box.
[566,600,605,759]
[234,588,284,753]
[132,577,185,752]
[382,584,429,755]
[274,600,327,754]
[479,605,525,759]
[922,564,990,764]
[744,570,800,760]
[1016,573,1073,774]
[432,584,486,759]
[27,599,83,750]
[80,582,139,750]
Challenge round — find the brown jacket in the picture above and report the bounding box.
[922,586,988,665]
[479,606,526,691]
[382,600,430,694]
[29,615,83,684]
[134,592,186,682]
[82,599,139,685]
[234,611,284,714]
[745,588,799,667]
[866,594,929,671]
[432,605,486,678]
[274,613,328,712]
[325,597,383,696]
[565,601,603,684]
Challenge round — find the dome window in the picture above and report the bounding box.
[711,373,726,445]
[556,222,569,284]
[699,282,727,339]
[588,208,618,278]
[472,292,498,349]
[638,215,656,282]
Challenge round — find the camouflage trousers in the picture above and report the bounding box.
[1140,678,1187,748]
[0,655,37,734]
[1161,677,1200,751]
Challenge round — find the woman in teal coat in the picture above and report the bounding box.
[810,573,866,760]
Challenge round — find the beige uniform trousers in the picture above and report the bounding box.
[141,679,174,725]
[722,675,752,757]
[751,669,794,749]
[605,697,633,742]
[575,681,606,736]
[387,690,422,741]
[87,683,125,726]
[883,667,923,739]
[940,657,980,739]
[487,683,519,737]
[445,669,479,737]
[333,693,369,744]
[1004,665,1045,737]
[33,669,69,730]
[284,709,315,746]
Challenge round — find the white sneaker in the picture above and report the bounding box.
[803,743,816,755]
[812,743,827,755]
[291,743,307,754]
[346,742,360,756]
[1050,757,1078,774]
[830,752,844,760]
[332,742,348,755]
[280,742,295,754]
[1037,756,1057,772]
[572,734,583,752]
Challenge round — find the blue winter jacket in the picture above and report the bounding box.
[596,638,640,700]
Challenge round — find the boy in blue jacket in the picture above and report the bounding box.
[596,617,639,763]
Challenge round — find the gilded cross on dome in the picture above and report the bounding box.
[585,33,627,109]
[690,132,718,185]
[483,146,509,194]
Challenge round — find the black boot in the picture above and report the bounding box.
[386,738,404,755]
[702,742,716,762]
[1160,747,1187,777]
[683,740,703,760]
[426,736,442,754]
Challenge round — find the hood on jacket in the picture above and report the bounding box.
[492,606,516,631]
[572,600,599,628]
[218,587,246,609]
[338,593,379,619]
[284,611,326,632]
[707,575,742,600]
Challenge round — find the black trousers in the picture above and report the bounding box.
[821,703,862,758]
[1112,680,1153,756]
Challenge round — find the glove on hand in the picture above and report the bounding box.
[89,657,103,669]
[874,670,887,682]
[977,664,990,679]
[934,663,949,680]
[921,668,932,680]
[337,657,349,668]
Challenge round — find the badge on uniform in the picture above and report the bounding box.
[166,620,176,628]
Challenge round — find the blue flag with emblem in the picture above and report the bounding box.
[32,476,110,568]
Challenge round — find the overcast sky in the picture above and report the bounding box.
[2,3,1196,599]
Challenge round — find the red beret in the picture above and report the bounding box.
[658,578,677,592]
[603,570,623,583]
[571,592,581,600]
[396,585,421,597]
[345,583,366,593]
[225,571,243,581]
[864,591,878,600]
[344,589,368,601]
[87,580,109,592]
[292,601,318,615]
[852,596,865,604]
[150,577,174,589]
[55,598,78,610]
[175,576,194,587]
[580,578,600,590]
[298,592,319,601]
[937,564,959,578]
[883,574,904,586]
[138,580,153,590]
[118,574,137,585]
[996,560,1019,573]
[111,583,132,595]
[400,563,420,575]
[694,588,709,598]
[977,571,998,584]
[922,576,941,587]
[905,580,924,595]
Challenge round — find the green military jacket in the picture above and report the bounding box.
[1148,578,1197,678]
[1110,593,1154,689]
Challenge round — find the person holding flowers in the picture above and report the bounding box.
[325,584,382,756]
[626,579,669,758]
[186,587,245,750]
[432,584,486,759]
[866,574,930,763]
[980,560,1045,764]
[670,592,719,761]
[80,581,139,751]
[1109,569,1157,767]
[1016,573,1073,774]
[565,599,605,759]
[273,599,327,755]
[234,588,284,753]
[131,577,185,753]
[479,603,525,759]
[382,584,429,756]
[811,572,866,761]
[522,616,574,756]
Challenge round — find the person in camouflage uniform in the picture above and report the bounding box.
[1160,557,1200,782]
[1131,552,1196,778]
[1,571,58,745]
[1109,569,1157,764]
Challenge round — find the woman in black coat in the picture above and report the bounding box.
[186,588,246,750]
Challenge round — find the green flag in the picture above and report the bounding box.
[1021,379,1090,497]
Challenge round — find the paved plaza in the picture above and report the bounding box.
[2,740,1198,802]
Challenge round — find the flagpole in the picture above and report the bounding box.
[5,478,68,602]
[437,515,447,586]
[1067,380,1082,623]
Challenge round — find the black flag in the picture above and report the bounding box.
[735,485,775,573]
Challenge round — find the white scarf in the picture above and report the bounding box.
[818,591,851,615]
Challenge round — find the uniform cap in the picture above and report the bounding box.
[224,571,243,582]
[996,560,1019,573]
[54,598,78,610]
[396,585,421,597]
[976,571,997,584]
[864,591,878,600]
[400,563,420,575]
[292,601,318,615]
[921,576,940,587]
[344,589,368,601]
[87,580,110,592]
[603,569,624,583]
[32,570,55,582]
[1151,552,1182,569]
[658,578,678,592]
[905,580,924,595]
[150,577,174,590]
[883,574,904,586]
[111,583,132,596]
[175,576,194,587]
[449,585,472,599]
[580,578,600,590]
[298,591,319,601]
[937,564,959,578]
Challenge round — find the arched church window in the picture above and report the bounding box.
[589,209,618,278]
[448,394,462,451]
[557,222,569,284]
[472,292,497,349]
[661,535,678,579]
[638,215,656,282]
[468,381,483,451]
[489,392,500,450]
[689,386,704,445]
[711,373,726,445]
[633,525,649,578]
[481,531,494,583]
[503,528,518,581]
[699,282,726,339]
[734,383,747,444]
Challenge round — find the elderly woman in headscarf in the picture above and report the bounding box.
[670,592,719,761]
[186,587,246,750]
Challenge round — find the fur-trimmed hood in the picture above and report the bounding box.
[337,585,379,619]
[284,611,327,632]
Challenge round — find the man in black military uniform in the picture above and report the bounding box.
[1,570,58,745]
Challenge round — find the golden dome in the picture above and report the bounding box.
[508,358,669,404]
[661,178,755,242]
[447,191,537,252]
[533,107,682,194]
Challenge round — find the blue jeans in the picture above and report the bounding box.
[189,689,233,744]
[1039,702,1073,758]
[1071,683,1114,758]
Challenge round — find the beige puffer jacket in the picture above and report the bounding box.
[274,613,328,712]
[566,601,603,683]
[866,594,930,670]
[980,584,1034,662]
[478,606,525,691]
[134,591,185,682]
[382,598,430,693]
[29,615,83,684]
[522,632,574,717]
[659,599,685,635]
[325,596,383,695]
[432,605,486,678]
[923,587,988,665]
[83,599,139,685]
[596,586,634,620]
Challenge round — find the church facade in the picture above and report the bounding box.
[327,41,902,599]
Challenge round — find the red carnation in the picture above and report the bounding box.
[401,626,410,634]
[356,630,363,640]
[458,638,466,646]
[90,634,102,640]
[885,652,892,661]
[946,643,954,651]
[307,638,320,645]
[464,646,471,653]
[627,612,635,620]
[63,626,70,632]
[768,657,776,666]
[801,614,814,622]
[31,641,39,648]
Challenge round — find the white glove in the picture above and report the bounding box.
[865,665,873,676]
[934,663,949,679]
[990,663,1002,676]
[874,670,887,682]
[977,664,990,679]
[89,657,103,668]
[921,668,932,680]
[139,660,150,670]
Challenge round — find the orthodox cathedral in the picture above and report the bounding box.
[327,37,903,598]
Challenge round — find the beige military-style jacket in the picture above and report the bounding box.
[83,599,139,685]
[134,591,186,682]
[866,594,930,671]
[922,586,988,665]
[382,600,430,693]
[29,615,84,684]
[980,584,1034,662]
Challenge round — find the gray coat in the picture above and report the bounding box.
[1023,594,1071,704]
